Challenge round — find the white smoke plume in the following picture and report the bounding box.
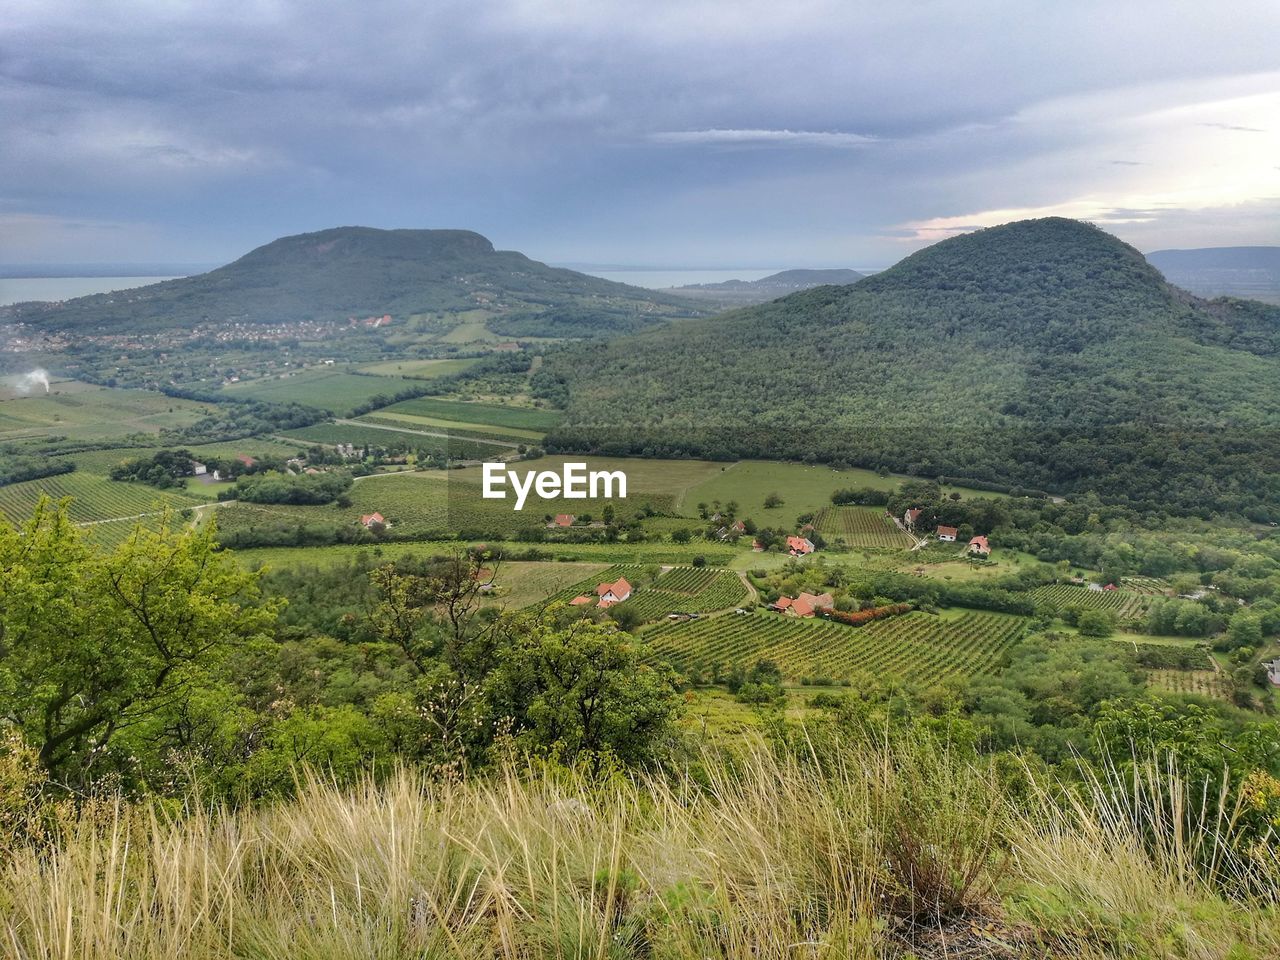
[16,368,51,394]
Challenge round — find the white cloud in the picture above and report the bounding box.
[649,128,879,147]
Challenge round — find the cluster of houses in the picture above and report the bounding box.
[903,508,991,556]
[569,576,633,609]
[189,453,259,483]
[768,591,834,618]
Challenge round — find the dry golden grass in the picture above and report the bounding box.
[1,739,1277,959]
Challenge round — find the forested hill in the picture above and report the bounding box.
[3,226,704,333]
[538,218,1280,516]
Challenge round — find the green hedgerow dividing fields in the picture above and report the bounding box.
[814,505,913,549]
[1032,583,1152,619]
[0,473,205,525]
[646,610,1027,681]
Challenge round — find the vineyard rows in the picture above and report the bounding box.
[814,506,913,550]
[0,474,205,525]
[1121,577,1172,596]
[533,564,747,621]
[1032,583,1151,619]
[645,610,1027,682]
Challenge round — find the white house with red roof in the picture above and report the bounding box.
[595,577,633,607]
[360,512,386,529]
[936,525,958,542]
[967,535,991,556]
[904,507,922,527]
[548,514,576,528]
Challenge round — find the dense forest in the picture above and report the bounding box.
[538,219,1280,516]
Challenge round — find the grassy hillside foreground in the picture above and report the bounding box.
[2,740,1276,959]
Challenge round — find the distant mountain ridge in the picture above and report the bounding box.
[539,218,1280,514]
[1147,246,1280,304]
[669,267,865,305]
[2,227,705,335]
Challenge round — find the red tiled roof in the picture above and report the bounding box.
[786,535,814,553]
[596,577,632,600]
[906,508,922,522]
[968,535,990,552]
[569,595,593,606]
[360,512,385,526]
[553,514,575,527]
[936,525,958,537]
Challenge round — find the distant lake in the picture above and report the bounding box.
[578,268,784,289]
[0,276,182,307]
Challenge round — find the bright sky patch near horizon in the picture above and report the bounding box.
[2,1,1277,270]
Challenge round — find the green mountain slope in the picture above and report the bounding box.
[539,219,1280,514]
[3,227,704,334]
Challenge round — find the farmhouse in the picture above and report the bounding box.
[359,512,385,529]
[770,592,834,618]
[549,514,576,528]
[967,535,991,556]
[786,535,815,556]
[190,460,207,476]
[936,525,958,542]
[904,507,922,527]
[595,577,633,607]
[730,519,747,535]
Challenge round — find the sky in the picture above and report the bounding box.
[2,0,1278,269]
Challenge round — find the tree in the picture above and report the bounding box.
[487,616,680,767]
[1077,609,1116,638]
[764,492,784,509]
[0,499,279,787]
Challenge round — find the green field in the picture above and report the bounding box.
[1148,669,1231,701]
[528,564,748,621]
[356,358,481,378]
[357,411,545,442]
[221,370,418,414]
[645,609,1027,682]
[679,461,897,518]
[484,560,613,608]
[0,473,208,525]
[813,505,913,549]
[0,385,216,442]
[377,397,562,432]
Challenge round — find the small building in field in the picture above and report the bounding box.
[595,577,632,607]
[191,461,207,476]
[549,514,576,529]
[1102,583,1119,591]
[752,539,764,552]
[936,525,958,542]
[967,535,991,556]
[360,512,386,530]
[904,507,922,527]
[730,519,747,535]
[786,535,815,556]
[1265,660,1280,686]
[569,595,594,606]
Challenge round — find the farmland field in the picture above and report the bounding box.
[484,560,612,608]
[1032,583,1152,619]
[0,385,216,442]
[356,358,481,378]
[813,505,913,549]
[529,563,747,621]
[1121,576,1172,596]
[1148,669,1231,701]
[0,473,207,525]
[645,609,1027,682]
[375,397,561,432]
[279,422,509,459]
[357,412,542,443]
[221,370,417,413]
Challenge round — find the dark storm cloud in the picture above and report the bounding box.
[2,1,1279,266]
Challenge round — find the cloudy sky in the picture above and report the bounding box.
[2,0,1278,269]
